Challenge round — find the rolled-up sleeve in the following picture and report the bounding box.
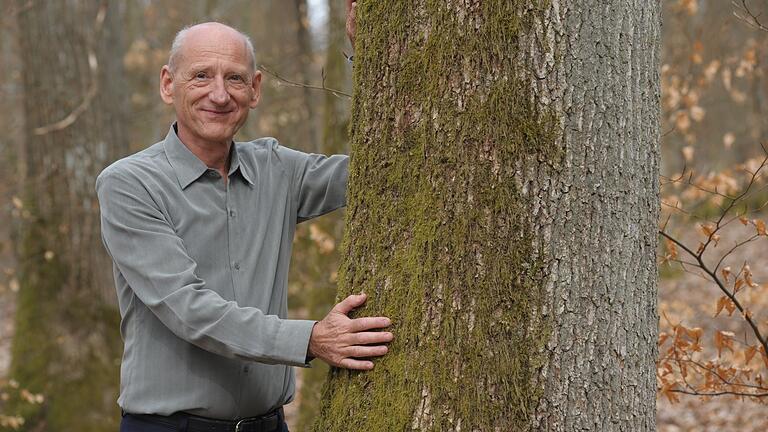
[96,169,315,366]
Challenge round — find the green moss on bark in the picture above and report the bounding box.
[313,1,559,431]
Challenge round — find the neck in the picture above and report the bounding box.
[177,124,231,175]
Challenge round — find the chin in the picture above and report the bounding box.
[200,124,237,143]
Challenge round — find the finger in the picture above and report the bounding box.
[350,316,391,332]
[332,293,368,315]
[347,331,394,345]
[346,0,355,14]
[339,357,374,370]
[345,344,389,358]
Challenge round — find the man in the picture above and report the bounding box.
[97,3,391,431]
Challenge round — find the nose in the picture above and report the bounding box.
[208,75,230,105]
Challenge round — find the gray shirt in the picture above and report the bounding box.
[96,124,348,419]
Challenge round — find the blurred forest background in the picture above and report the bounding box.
[0,0,767,431]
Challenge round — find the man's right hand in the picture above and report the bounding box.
[308,292,393,370]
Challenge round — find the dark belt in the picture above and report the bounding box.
[125,407,284,432]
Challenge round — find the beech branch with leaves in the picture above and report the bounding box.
[658,149,768,402]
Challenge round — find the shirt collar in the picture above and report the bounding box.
[227,142,255,187]
[163,123,254,189]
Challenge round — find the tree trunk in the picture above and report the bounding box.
[313,1,660,431]
[294,0,351,428]
[247,0,319,152]
[10,1,128,430]
[0,0,23,379]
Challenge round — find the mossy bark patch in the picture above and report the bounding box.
[313,1,559,431]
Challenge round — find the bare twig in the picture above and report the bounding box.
[259,64,352,99]
[713,234,759,275]
[733,0,768,32]
[671,388,768,397]
[32,4,106,135]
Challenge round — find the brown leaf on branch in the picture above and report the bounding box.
[661,381,680,403]
[696,242,705,255]
[714,296,736,317]
[721,266,731,283]
[699,223,715,237]
[743,264,759,288]
[761,346,768,369]
[659,331,670,347]
[755,219,766,236]
[734,278,744,294]
[665,238,679,260]
[714,330,736,356]
[745,345,758,365]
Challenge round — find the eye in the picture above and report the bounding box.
[194,71,209,80]
[228,74,245,83]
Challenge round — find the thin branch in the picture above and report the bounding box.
[661,256,701,269]
[713,233,759,275]
[696,153,768,254]
[662,125,677,138]
[671,388,768,397]
[678,262,712,283]
[659,230,768,357]
[685,358,768,391]
[259,64,352,99]
[32,4,106,135]
[733,0,768,32]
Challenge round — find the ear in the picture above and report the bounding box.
[159,65,174,105]
[249,70,262,109]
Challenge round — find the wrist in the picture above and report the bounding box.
[306,322,318,362]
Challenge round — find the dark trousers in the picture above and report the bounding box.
[119,413,289,432]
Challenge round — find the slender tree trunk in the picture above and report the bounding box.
[247,0,319,152]
[10,1,128,430]
[314,1,660,431]
[0,0,24,379]
[294,0,351,428]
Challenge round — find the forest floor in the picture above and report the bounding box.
[656,221,768,431]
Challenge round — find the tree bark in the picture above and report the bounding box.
[314,1,660,431]
[10,1,128,430]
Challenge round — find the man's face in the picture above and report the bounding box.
[160,25,261,147]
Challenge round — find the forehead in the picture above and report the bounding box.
[179,26,252,71]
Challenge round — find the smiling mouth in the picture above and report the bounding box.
[200,108,233,115]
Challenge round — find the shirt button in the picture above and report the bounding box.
[229,209,236,217]
[207,170,219,178]
[233,262,240,270]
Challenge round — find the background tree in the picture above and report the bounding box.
[8,1,129,430]
[313,1,660,431]
[293,0,351,428]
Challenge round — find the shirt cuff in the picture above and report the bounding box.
[276,319,316,367]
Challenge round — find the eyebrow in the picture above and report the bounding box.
[186,63,251,75]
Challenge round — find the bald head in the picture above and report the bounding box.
[168,22,256,73]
